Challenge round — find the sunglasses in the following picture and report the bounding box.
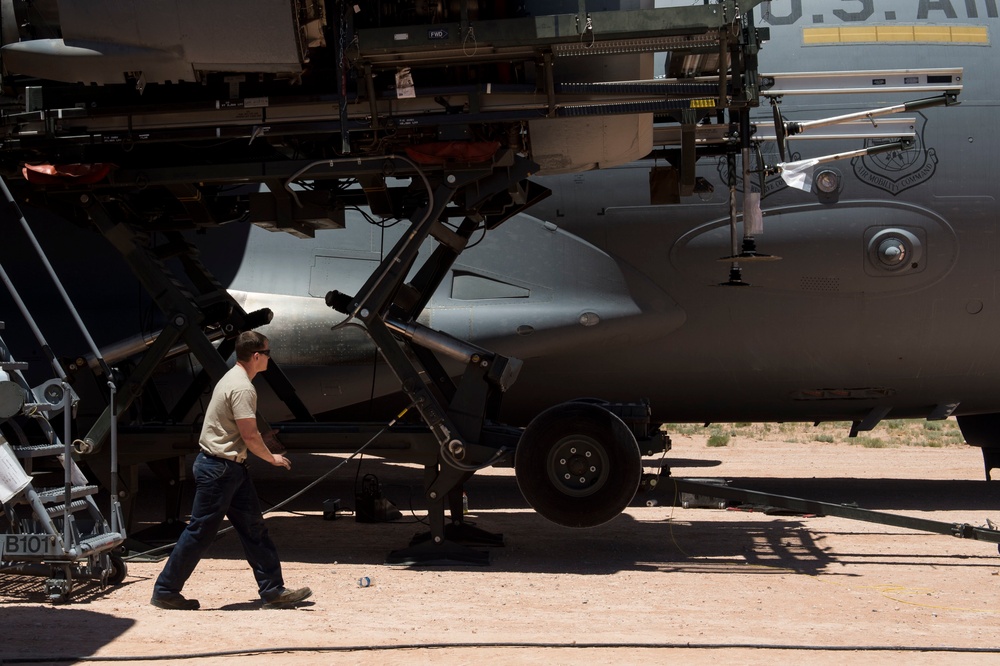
[255,349,272,357]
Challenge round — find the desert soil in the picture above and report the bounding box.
[3,421,1000,665]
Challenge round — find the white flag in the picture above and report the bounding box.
[779,158,821,192]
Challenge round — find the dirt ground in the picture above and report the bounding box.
[3,423,1000,665]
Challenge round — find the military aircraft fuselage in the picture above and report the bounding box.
[183,2,998,433]
[525,1,1000,427]
[6,0,1000,537]
[2,0,998,434]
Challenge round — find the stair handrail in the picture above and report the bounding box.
[0,176,122,536]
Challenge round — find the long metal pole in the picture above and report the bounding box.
[0,179,113,379]
[670,479,1000,544]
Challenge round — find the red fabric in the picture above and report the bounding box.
[404,141,500,165]
[22,163,113,185]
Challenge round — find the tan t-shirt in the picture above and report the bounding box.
[199,364,256,462]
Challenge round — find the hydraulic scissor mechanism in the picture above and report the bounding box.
[322,153,545,563]
[324,154,667,555]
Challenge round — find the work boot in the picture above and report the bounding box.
[262,586,313,609]
[150,593,200,610]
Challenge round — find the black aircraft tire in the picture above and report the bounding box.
[515,402,641,528]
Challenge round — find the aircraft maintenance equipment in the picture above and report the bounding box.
[0,0,966,565]
[0,0,769,563]
[0,202,127,602]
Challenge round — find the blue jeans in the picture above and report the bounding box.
[153,452,285,601]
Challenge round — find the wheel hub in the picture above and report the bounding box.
[546,435,610,497]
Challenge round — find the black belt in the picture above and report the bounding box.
[200,451,247,466]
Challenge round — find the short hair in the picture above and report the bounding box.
[235,330,268,362]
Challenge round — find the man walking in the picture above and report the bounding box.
[151,331,312,610]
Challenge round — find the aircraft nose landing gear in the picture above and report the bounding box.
[515,402,641,528]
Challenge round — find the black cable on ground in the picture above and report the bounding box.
[6,641,1000,662]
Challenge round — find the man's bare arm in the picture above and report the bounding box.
[236,418,291,469]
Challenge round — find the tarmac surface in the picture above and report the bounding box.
[2,426,1000,664]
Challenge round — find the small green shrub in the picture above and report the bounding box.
[662,423,703,436]
[707,434,730,447]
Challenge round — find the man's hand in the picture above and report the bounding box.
[270,453,291,469]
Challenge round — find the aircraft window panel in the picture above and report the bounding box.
[452,272,530,300]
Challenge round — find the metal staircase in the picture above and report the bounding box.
[0,324,126,603]
[0,175,127,602]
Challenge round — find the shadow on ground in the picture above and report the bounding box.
[114,453,1000,579]
[0,604,134,662]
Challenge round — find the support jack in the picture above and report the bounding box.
[386,538,490,567]
[719,263,751,287]
[410,522,505,549]
[719,236,781,262]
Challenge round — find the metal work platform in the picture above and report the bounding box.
[0,0,772,191]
